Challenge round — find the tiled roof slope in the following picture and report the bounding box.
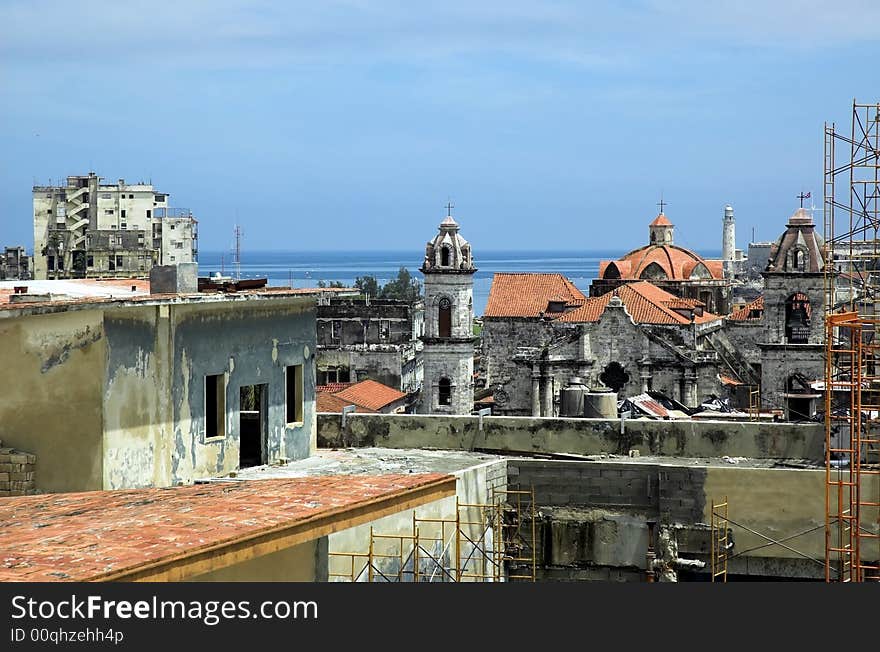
[0,475,451,581]
[483,273,587,318]
[727,296,764,321]
[333,379,407,411]
[557,281,721,325]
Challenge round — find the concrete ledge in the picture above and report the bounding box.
[318,413,824,461]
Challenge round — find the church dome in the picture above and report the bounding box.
[599,212,723,281]
[422,214,476,273]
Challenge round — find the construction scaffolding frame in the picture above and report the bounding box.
[327,488,537,582]
[823,100,880,582]
[710,496,729,582]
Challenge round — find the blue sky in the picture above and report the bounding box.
[1,1,878,253]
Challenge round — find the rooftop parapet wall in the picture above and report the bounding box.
[317,413,824,462]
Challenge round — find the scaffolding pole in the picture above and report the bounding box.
[823,100,880,582]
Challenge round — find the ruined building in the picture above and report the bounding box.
[315,296,423,392]
[0,246,31,280]
[33,172,197,280]
[419,214,476,415]
[592,211,731,314]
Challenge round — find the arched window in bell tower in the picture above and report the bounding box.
[440,246,451,267]
[438,297,452,337]
[785,293,811,344]
[438,377,452,406]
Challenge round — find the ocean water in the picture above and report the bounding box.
[198,249,721,317]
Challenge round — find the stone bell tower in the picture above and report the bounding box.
[419,208,476,414]
[759,205,829,420]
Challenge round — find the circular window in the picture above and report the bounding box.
[439,298,452,310]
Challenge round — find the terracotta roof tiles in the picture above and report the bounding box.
[557,281,721,325]
[727,296,764,321]
[483,273,587,318]
[0,475,451,581]
[334,379,407,411]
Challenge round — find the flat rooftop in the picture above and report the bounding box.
[0,278,354,316]
[0,474,454,582]
[235,447,504,479]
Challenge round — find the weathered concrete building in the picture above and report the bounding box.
[316,296,423,391]
[592,211,731,315]
[419,215,476,415]
[0,246,31,280]
[33,172,197,280]
[0,278,319,493]
[481,274,726,415]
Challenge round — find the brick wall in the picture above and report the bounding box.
[0,441,36,496]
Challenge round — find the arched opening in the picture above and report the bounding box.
[604,263,621,279]
[438,297,452,337]
[600,361,630,393]
[639,262,668,280]
[440,246,451,267]
[438,377,452,406]
[785,293,811,343]
[689,263,711,279]
[793,248,806,271]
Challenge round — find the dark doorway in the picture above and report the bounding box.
[788,396,812,421]
[239,383,267,468]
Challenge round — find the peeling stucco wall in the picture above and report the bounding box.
[2,294,317,493]
[102,297,317,489]
[0,309,105,492]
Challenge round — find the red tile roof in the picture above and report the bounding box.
[483,273,587,318]
[334,379,407,412]
[728,295,764,321]
[650,213,673,226]
[0,475,451,582]
[316,382,355,394]
[557,281,721,325]
[316,392,377,413]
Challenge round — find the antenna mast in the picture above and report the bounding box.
[233,224,242,281]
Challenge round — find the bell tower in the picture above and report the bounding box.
[759,205,829,420]
[419,207,476,414]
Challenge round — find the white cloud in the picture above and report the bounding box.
[3,1,876,72]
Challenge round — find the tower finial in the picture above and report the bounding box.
[445,198,454,217]
[797,191,810,208]
[657,194,667,214]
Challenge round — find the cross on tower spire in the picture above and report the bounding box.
[657,196,667,213]
[797,191,810,208]
[445,199,454,217]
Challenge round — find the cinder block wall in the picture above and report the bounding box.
[0,441,36,496]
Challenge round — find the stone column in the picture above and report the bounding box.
[683,369,698,408]
[640,365,652,393]
[531,367,541,417]
[541,374,553,417]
